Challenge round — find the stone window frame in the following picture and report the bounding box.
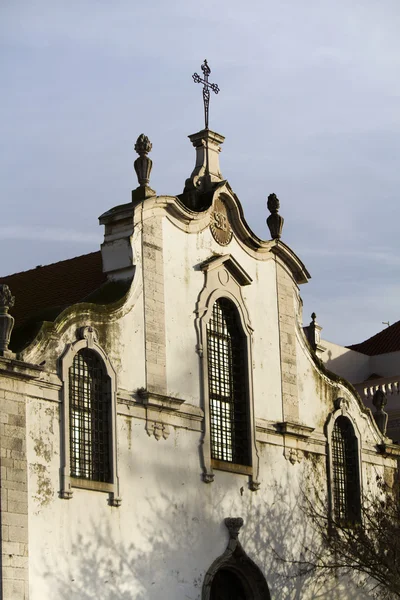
[195,254,260,490]
[202,517,271,599]
[59,326,121,506]
[326,398,363,524]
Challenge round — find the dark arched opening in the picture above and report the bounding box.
[203,518,271,600]
[210,568,248,600]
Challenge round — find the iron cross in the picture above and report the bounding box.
[192,59,220,130]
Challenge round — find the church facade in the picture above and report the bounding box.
[0,127,397,599]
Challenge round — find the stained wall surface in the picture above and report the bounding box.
[0,188,395,600]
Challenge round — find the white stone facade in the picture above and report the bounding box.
[0,130,397,599]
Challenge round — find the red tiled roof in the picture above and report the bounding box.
[0,252,106,329]
[347,320,400,356]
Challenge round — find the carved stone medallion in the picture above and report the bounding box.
[210,198,233,246]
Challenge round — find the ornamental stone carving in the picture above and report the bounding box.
[132,134,156,202]
[373,389,388,435]
[210,197,233,246]
[266,193,284,239]
[224,517,243,540]
[145,421,170,441]
[284,447,302,465]
[334,397,349,414]
[0,284,15,356]
[134,134,152,185]
[77,326,99,348]
[202,517,271,599]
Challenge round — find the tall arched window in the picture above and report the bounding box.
[60,327,120,505]
[207,298,250,466]
[331,415,361,523]
[69,348,111,482]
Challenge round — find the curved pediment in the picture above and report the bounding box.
[136,183,310,285]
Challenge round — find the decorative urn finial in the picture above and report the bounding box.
[132,134,156,202]
[0,284,15,356]
[266,193,284,239]
[306,312,326,357]
[372,389,388,435]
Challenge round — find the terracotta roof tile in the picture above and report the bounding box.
[0,252,107,329]
[347,320,400,356]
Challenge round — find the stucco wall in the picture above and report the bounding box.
[25,387,388,600]
[3,194,396,600]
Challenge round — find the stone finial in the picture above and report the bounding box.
[182,129,225,207]
[373,389,388,436]
[132,134,156,202]
[0,284,15,310]
[224,517,244,540]
[266,193,284,239]
[0,284,15,356]
[306,312,326,357]
[134,133,152,158]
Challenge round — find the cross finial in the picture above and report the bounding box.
[192,59,220,129]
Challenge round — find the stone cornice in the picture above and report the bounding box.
[136,388,186,412]
[270,240,310,284]
[0,356,43,381]
[276,421,315,438]
[377,442,400,457]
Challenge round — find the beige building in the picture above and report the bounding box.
[0,127,397,599]
[319,320,400,443]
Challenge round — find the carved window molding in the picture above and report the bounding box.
[202,517,271,600]
[326,398,362,524]
[195,255,259,490]
[59,326,121,506]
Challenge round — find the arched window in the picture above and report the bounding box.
[207,298,250,466]
[60,327,120,505]
[331,415,361,523]
[69,348,111,482]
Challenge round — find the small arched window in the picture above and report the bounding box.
[331,415,361,523]
[69,348,111,482]
[207,298,250,466]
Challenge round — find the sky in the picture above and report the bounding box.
[1,0,400,346]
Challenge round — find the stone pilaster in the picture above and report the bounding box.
[276,263,299,422]
[142,217,167,394]
[0,377,29,599]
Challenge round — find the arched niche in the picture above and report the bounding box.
[203,518,271,600]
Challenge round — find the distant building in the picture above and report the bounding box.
[0,128,397,599]
[318,320,400,442]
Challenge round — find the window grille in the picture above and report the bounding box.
[331,416,361,523]
[207,298,250,465]
[69,348,112,482]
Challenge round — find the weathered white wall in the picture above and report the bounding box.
[162,218,282,421]
[26,389,386,600]
[9,198,394,600]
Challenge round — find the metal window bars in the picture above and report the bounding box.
[332,416,361,524]
[207,299,250,466]
[69,348,112,482]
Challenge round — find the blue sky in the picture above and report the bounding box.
[1,0,400,345]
